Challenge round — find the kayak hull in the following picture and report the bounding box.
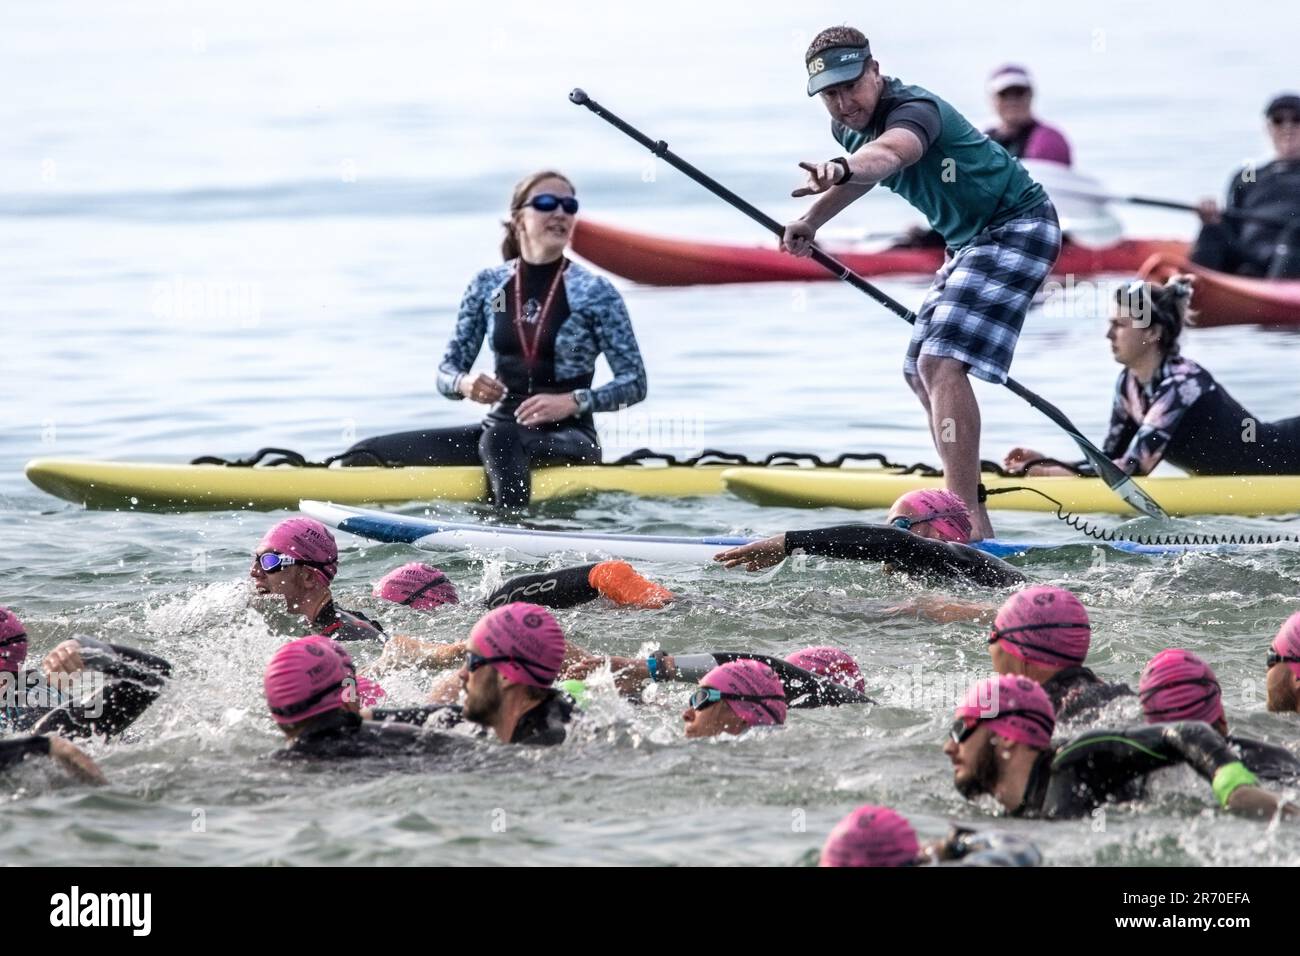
[570,219,1189,286]
[1141,253,1300,328]
[720,467,1300,517]
[24,458,736,512]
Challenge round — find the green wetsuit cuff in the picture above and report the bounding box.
[1212,761,1258,808]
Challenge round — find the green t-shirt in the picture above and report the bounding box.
[832,76,1048,249]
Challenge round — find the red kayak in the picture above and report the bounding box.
[1140,253,1300,328]
[571,219,1189,286]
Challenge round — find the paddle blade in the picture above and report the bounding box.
[1077,448,1170,520]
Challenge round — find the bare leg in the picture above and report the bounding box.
[918,355,993,540]
[905,372,940,449]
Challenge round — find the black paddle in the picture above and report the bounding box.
[570,88,1171,521]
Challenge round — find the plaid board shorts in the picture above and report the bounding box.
[904,200,1062,384]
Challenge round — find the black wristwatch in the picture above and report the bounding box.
[831,156,853,185]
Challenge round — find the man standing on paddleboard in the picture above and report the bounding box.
[784,26,1061,539]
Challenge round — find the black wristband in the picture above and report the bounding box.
[831,156,853,185]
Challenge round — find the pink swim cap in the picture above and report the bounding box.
[258,517,338,584]
[1270,613,1300,680]
[700,659,787,727]
[373,562,459,611]
[954,675,1055,750]
[991,586,1091,668]
[324,639,387,708]
[893,489,972,543]
[467,603,566,689]
[1139,649,1224,726]
[785,646,866,694]
[0,606,28,674]
[820,805,920,867]
[264,635,354,726]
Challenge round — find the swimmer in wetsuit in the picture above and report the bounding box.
[819,803,1041,867]
[340,170,648,509]
[944,675,1292,820]
[370,604,578,747]
[1006,275,1300,477]
[714,489,1025,587]
[987,586,1133,723]
[1267,612,1300,714]
[250,518,385,642]
[1139,648,1300,782]
[0,606,171,739]
[264,636,470,760]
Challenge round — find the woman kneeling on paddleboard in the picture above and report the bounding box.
[342,170,648,509]
[1006,275,1300,477]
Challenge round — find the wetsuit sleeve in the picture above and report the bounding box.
[370,704,462,727]
[586,277,648,413]
[0,734,51,771]
[484,564,600,610]
[1044,722,1245,818]
[1110,365,1212,475]
[881,100,942,153]
[29,638,171,739]
[436,270,494,400]
[1227,735,1300,782]
[783,525,1025,587]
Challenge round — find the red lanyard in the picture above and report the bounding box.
[512,259,567,368]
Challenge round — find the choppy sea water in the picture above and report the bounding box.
[3,0,1299,864]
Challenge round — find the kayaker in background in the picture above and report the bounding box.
[819,804,1042,867]
[1139,648,1300,781]
[341,170,648,509]
[983,64,1072,166]
[785,27,1062,540]
[944,674,1292,819]
[250,518,386,642]
[1005,275,1300,477]
[1267,612,1300,714]
[713,488,1027,587]
[987,586,1133,723]
[1191,93,1300,279]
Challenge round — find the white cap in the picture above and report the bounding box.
[988,64,1034,95]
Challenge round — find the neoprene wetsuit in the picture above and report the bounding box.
[311,601,385,642]
[0,735,52,772]
[1,637,171,739]
[783,525,1025,587]
[1041,666,1134,723]
[1017,721,1256,819]
[1191,158,1300,278]
[278,710,477,760]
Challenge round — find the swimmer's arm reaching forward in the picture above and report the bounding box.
[0,735,106,784]
[714,526,1025,587]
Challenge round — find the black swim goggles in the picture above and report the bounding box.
[987,622,1089,665]
[890,509,964,532]
[1267,651,1300,669]
[521,193,579,215]
[688,686,785,722]
[464,650,552,684]
[948,708,1054,745]
[254,551,332,574]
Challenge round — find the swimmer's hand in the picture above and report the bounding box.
[563,655,652,696]
[376,635,465,672]
[714,534,787,571]
[48,737,107,785]
[42,639,86,677]
[1227,785,1298,819]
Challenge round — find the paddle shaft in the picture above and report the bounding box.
[1049,186,1293,228]
[570,89,1170,520]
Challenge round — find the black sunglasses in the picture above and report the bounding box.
[464,650,552,683]
[1267,651,1300,669]
[1268,113,1300,126]
[521,193,579,215]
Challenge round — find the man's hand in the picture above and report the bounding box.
[782,219,818,257]
[515,393,578,428]
[459,372,507,404]
[1196,198,1222,226]
[714,534,788,571]
[43,640,85,677]
[793,159,849,198]
[48,737,107,785]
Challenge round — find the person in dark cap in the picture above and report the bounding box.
[783,25,1062,540]
[1191,93,1300,279]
